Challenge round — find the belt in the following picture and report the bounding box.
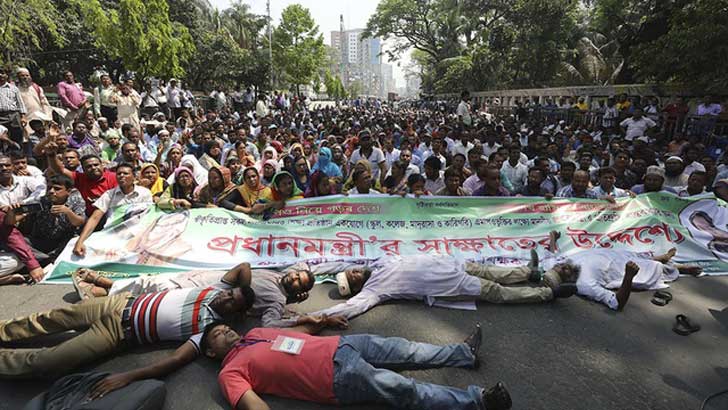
[120,297,137,345]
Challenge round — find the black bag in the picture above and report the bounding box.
[23,372,166,410]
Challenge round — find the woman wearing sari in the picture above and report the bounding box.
[247,171,304,219]
[138,163,169,199]
[291,156,311,192]
[167,154,208,186]
[157,167,198,210]
[382,160,408,194]
[194,166,247,212]
[343,159,382,192]
[237,166,272,208]
[304,170,339,198]
[156,143,183,178]
[198,140,222,171]
[261,159,278,186]
[255,146,278,173]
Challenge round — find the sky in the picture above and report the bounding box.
[208,0,409,88]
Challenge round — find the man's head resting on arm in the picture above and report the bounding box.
[336,267,372,297]
[209,285,256,316]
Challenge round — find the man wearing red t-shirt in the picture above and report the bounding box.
[203,322,512,410]
[46,143,117,215]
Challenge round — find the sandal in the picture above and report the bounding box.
[71,270,95,301]
[673,314,701,336]
[651,290,673,306]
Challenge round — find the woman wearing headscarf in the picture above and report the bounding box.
[343,159,382,192]
[255,146,278,173]
[311,146,342,179]
[304,170,339,198]
[382,160,408,194]
[331,144,349,177]
[291,156,312,192]
[167,154,208,186]
[198,140,222,171]
[138,163,169,198]
[157,143,184,178]
[237,166,272,208]
[250,171,304,219]
[261,159,279,186]
[194,166,247,212]
[157,167,198,210]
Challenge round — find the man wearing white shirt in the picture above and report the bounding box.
[500,145,528,194]
[348,130,386,182]
[620,108,656,141]
[166,79,183,119]
[311,253,577,321]
[423,156,445,193]
[72,163,152,257]
[457,90,472,127]
[381,134,400,171]
[0,155,45,207]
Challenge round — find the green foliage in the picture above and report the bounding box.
[78,0,195,79]
[0,0,63,66]
[272,4,327,94]
[632,0,728,93]
[184,29,249,89]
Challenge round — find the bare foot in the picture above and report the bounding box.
[0,274,26,286]
[677,265,702,276]
[654,248,677,264]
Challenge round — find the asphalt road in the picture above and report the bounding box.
[1,275,728,410]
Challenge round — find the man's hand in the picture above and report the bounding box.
[50,204,70,216]
[44,141,59,155]
[324,315,349,330]
[88,372,134,400]
[625,261,640,277]
[603,195,616,204]
[73,242,86,257]
[15,168,30,176]
[48,122,61,139]
[28,267,45,283]
[174,199,192,209]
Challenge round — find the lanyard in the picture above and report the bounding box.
[235,337,273,348]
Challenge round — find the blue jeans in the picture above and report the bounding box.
[332,334,484,410]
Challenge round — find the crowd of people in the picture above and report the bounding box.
[0,65,725,409]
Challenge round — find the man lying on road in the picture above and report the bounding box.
[73,262,348,329]
[311,252,579,320]
[202,320,513,410]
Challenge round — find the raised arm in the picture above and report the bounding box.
[221,262,252,287]
[88,340,198,400]
[45,142,74,179]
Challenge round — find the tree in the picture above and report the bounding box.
[272,4,326,96]
[79,0,195,79]
[184,29,249,90]
[632,0,728,93]
[0,0,63,66]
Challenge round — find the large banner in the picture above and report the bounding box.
[44,193,728,283]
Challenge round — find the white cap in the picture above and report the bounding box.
[336,272,351,297]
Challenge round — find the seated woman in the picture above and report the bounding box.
[311,146,342,179]
[261,159,278,186]
[138,163,169,200]
[157,167,199,210]
[255,171,304,219]
[406,173,431,197]
[304,170,339,198]
[291,156,311,193]
[238,166,272,209]
[194,166,247,212]
[157,143,184,178]
[256,146,278,172]
[199,141,223,171]
[343,159,382,192]
[226,156,244,185]
[382,160,408,194]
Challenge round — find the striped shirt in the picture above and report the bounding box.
[0,82,26,114]
[128,287,222,353]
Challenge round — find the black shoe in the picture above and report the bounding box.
[483,382,512,410]
[464,322,482,369]
[552,282,577,299]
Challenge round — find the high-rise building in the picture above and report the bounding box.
[330,20,394,98]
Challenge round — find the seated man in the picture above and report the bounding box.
[3,174,86,265]
[310,253,578,320]
[72,162,153,257]
[0,277,255,380]
[543,230,701,310]
[74,262,346,329]
[202,321,513,410]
